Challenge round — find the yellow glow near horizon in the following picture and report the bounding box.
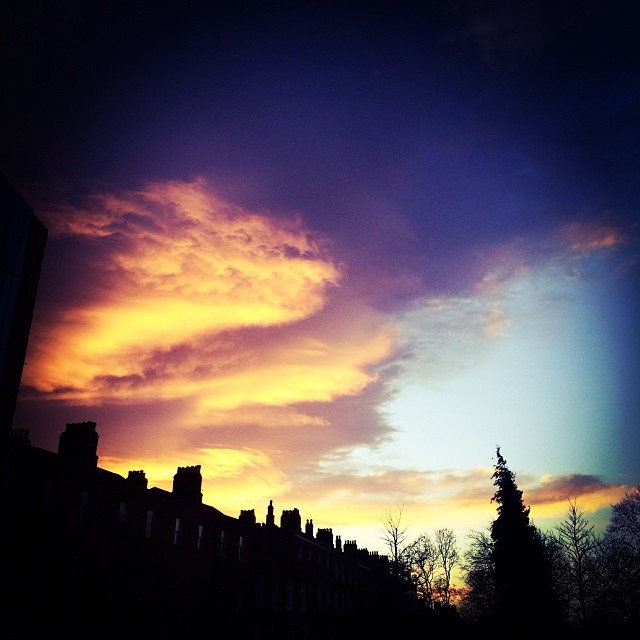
[101,446,291,508]
[23,178,635,572]
[526,483,627,519]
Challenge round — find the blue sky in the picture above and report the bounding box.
[5,0,639,558]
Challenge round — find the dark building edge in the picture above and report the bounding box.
[0,173,48,444]
[7,421,402,639]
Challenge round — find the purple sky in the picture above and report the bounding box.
[4,1,639,554]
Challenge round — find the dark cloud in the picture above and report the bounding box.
[529,474,621,505]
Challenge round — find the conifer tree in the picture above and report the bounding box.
[489,447,559,630]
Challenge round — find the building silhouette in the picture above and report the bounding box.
[7,421,396,639]
[2,182,416,638]
[0,174,47,445]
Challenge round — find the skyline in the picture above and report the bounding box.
[5,1,639,557]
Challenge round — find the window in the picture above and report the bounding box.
[235,583,243,612]
[286,580,293,610]
[255,574,264,608]
[220,530,227,556]
[174,517,182,546]
[140,557,151,599]
[41,480,53,517]
[238,534,245,560]
[145,510,154,539]
[197,524,205,552]
[117,501,127,532]
[78,490,89,524]
[299,584,306,611]
[169,568,180,603]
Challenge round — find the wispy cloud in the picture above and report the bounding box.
[559,218,634,253]
[28,178,349,396]
[21,176,638,554]
[525,473,626,516]
[25,177,401,491]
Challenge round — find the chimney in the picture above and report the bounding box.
[172,465,203,504]
[305,518,314,537]
[240,509,256,525]
[343,540,358,557]
[266,499,275,527]
[127,470,148,488]
[11,428,31,448]
[317,527,334,548]
[280,508,301,533]
[58,421,98,468]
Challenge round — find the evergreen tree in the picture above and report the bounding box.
[489,447,559,630]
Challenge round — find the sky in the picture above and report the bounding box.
[4,0,639,562]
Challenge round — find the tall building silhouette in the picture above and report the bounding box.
[0,174,47,444]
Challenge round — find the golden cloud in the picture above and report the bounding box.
[27,178,343,396]
[525,474,627,517]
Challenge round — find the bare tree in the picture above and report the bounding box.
[458,529,496,625]
[434,528,459,606]
[606,485,640,553]
[380,509,461,616]
[405,533,438,608]
[596,486,640,627]
[552,499,599,624]
[403,528,460,610]
[381,505,409,579]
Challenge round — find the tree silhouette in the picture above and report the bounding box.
[489,447,559,630]
[552,499,599,625]
[405,533,438,608]
[596,486,640,630]
[459,529,496,626]
[404,528,460,609]
[460,458,638,634]
[606,485,640,551]
[381,505,409,580]
[434,528,459,606]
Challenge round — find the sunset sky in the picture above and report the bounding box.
[4,1,639,560]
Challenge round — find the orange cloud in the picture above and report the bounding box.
[24,183,636,568]
[27,178,344,396]
[560,219,629,253]
[24,178,400,482]
[524,473,627,517]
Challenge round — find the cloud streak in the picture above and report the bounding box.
[27,178,351,396]
[17,175,639,560]
[24,177,401,481]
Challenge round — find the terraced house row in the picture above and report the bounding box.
[7,421,395,639]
